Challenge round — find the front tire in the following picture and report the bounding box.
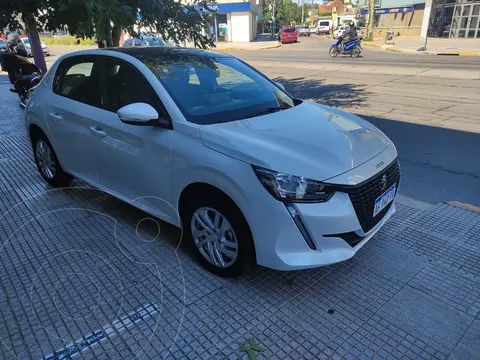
[32,132,73,187]
[329,46,339,57]
[182,191,255,277]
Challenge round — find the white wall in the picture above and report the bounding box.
[231,12,251,42]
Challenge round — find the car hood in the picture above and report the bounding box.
[200,101,391,181]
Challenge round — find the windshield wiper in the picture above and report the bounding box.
[246,105,291,119]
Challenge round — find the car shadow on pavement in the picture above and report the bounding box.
[361,114,480,206]
[273,76,368,109]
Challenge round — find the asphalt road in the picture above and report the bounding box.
[235,37,480,71]
[229,37,480,206]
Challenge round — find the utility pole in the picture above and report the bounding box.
[367,0,375,38]
[311,0,315,23]
[301,0,304,24]
[271,0,276,37]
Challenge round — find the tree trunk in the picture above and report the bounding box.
[28,31,47,74]
[112,25,122,47]
[367,0,375,38]
[22,13,47,74]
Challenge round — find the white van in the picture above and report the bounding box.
[316,20,333,35]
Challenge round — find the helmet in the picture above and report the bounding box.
[14,43,28,57]
[345,25,350,31]
[6,33,20,46]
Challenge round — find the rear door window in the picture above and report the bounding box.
[53,56,101,107]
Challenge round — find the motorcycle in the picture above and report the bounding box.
[329,36,362,58]
[0,43,42,107]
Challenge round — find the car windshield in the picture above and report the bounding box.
[137,54,296,125]
[283,28,296,33]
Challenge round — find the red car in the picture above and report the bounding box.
[278,26,297,44]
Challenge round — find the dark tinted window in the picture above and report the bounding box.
[319,21,330,26]
[101,57,166,116]
[53,56,100,106]
[283,28,296,33]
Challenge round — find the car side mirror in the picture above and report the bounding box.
[117,103,170,128]
[275,82,286,92]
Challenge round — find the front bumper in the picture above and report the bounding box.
[249,155,400,271]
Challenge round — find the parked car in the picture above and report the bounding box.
[356,27,365,40]
[333,26,346,39]
[122,36,173,47]
[278,26,297,44]
[25,47,400,277]
[297,26,311,37]
[316,20,333,35]
[0,39,7,53]
[20,36,50,56]
[309,27,317,35]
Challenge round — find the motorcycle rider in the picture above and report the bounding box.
[340,25,358,52]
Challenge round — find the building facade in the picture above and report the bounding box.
[359,0,425,36]
[188,0,262,42]
[428,0,480,38]
[359,0,479,37]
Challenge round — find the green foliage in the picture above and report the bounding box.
[1,0,215,49]
[318,12,332,17]
[40,36,97,45]
[362,36,373,41]
[238,339,262,360]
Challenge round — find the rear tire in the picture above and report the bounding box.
[329,47,339,57]
[32,132,73,187]
[182,190,255,278]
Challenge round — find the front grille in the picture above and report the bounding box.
[345,159,401,233]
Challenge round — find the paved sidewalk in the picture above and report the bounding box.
[364,37,480,56]
[187,40,280,51]
[0,78,480,360]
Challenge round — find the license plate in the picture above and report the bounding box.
[373,184,396,217]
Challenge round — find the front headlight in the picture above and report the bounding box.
[253,166,335,203]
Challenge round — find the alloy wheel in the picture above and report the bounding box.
[35,140,56,179]
[191,207,238,268]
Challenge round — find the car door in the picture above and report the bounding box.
[92,56,175,221]
[45,55,103,183]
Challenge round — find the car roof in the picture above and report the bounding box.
[106,46,232,59]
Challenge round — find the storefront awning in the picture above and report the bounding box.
[360,6,414,15]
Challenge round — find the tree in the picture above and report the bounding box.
[1,0,48,73]
[1,0,215,73]
[47,0,215,48]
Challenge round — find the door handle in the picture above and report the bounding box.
[49,112,63,122]
[89,126,107,137]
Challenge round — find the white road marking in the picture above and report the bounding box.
[42,302,160,360]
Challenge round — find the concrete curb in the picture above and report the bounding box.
[216,43,281,51]
[258,43,282,50]
[446,201,480,214]
[362,42,479,56]
[395,194,433,211]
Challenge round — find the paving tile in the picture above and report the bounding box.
[376,285,473,351]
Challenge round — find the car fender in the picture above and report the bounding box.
[169,159,256,231]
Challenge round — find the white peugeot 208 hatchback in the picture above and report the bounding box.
[25,47,400,277]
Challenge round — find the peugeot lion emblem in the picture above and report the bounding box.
[381,174,388,191]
